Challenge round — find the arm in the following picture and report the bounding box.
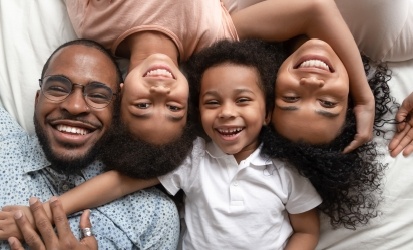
[232,0,375,152]
[52,170,160,216]
[285,209,320,250]
[389,91,413,157]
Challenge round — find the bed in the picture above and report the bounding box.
[1,1,412,249]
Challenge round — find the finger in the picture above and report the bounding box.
[2,206,19,212]
[29,197,59,248]
[389,124,410,150]
[48,197,79,244]
[394,129,413,157]
[79,210,98,249]
[13,210,45,250]
[389,124,412,157]
[343,133,371,154]
[402,144,413,157]
[8,237,25,250]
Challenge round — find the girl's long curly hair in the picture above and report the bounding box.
[261,55,397,229]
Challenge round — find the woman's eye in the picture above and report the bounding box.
[320,100,337,108]
[282,96,299,103]
[135,103,150,109]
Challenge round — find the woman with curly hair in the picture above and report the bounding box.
[262,37,396,229]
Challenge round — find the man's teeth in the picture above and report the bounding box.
[56,125,89,135]
[299,60,330,71]
[217,128,243,135]
[145,69,173,78]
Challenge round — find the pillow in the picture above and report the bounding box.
[0,0,77,134]
[224,0,413,62]
[336,0,413,62]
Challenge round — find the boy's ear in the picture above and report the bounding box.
[264,112,271,125]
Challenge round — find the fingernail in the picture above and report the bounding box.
[29,197,38,205]
[14,210,22,219]
[8,237,16,245]
[50,196,58,203]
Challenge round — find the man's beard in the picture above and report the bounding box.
[34,115,103,174]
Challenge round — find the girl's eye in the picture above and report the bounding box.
[135,103,150,109]
[167,105,182,111]
[320,100,337,108]
[282,96,299,103]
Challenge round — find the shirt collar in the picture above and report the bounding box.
[21,135,51,173]
[205,142,271,167]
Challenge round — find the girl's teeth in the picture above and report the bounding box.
[299,60,330,71]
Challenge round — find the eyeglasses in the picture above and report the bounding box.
[39,75,117,109]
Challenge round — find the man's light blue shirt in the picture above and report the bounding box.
[0,107,180,249]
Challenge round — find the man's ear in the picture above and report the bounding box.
[34,90,40,107]
[120,83,124,93]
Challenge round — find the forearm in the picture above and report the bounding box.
[285,232,318,250]
[232,0,373,102]
[57,171,159,216]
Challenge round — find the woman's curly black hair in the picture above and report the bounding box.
[261,54,397,229]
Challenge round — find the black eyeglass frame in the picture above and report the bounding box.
[38,75,117,109]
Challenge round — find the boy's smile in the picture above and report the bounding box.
[199,63,270,163]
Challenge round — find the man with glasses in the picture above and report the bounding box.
[0,39,180,249]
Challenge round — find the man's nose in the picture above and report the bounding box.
[60,88,90,114]
[300,77,325,88]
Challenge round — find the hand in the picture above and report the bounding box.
[388,92,413,157]
[7,197,97,250]
[0,205,33,240]
[343,100,375,153]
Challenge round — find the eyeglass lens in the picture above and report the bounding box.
[41,75,114,109]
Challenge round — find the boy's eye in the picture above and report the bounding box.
[204,100,219,106]
[135,103,150,109]
[237,97,250,103]
[282,96,299,102]
[320,100,337,108]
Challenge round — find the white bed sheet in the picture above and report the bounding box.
[0,0,412,249]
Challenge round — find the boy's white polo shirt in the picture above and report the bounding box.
[159,137,322,250]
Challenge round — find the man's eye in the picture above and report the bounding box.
[320,100,337,108]
[282,96,299,102]
[135,103,150,109]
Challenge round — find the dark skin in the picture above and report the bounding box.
[8,197,97,250]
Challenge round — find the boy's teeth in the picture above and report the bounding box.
[56,125,89,135]
[145,69,173,78]
[299,59,330,71]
